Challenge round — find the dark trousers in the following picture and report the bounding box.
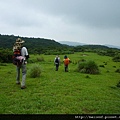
[65,65,68,72]
[56,64,59,71]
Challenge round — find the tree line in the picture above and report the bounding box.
[0,34,120,63]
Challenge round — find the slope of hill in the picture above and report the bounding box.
[0,34,65,49]
[59,41,120,49]
[59,41,86,46]
[105,44,120,49]
[0,34,120,55]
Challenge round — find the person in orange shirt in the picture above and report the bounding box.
[63,55,71,72]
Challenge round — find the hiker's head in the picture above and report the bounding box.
[16,38,25,44]
[64,55,67,59]
[56,55,59,58]
[15,38,25,48]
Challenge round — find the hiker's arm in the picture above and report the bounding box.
[25,55,29,59]
[24,47,29,59]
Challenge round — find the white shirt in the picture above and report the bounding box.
[21,47,28,57]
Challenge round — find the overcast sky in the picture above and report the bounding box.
[0,0,120,46]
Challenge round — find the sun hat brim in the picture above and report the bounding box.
[16,40,25,43]
[16,38,25,44]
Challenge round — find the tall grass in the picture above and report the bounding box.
[77,60,99,74]
[28,64,42,78]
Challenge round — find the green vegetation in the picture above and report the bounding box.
[29,64,42,78]
[0,52,120,114]
[0,34,71,54]
[117,81,120,87]
[76,60,99,74]
[112,54,120,62]
[0,48,12,63]
[0,34,120,114]
[0,34,120,56]
[115,68,120,73]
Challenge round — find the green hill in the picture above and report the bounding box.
[0,34,63,48]
[0,34,119,56]
[0,34,69,53]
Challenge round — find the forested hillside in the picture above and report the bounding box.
[0,34,120,63]
[0,34,61,48]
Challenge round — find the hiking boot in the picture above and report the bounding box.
[21,86,26,89]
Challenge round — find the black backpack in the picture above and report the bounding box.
[55,57,59,63]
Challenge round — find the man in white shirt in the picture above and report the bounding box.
[14,38,29,89]
[54,55,60,71]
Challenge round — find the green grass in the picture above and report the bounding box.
[0,52,120,114]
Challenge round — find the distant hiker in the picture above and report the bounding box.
[54,55,60,71]
[13,38,29,89]
[63,55,71,72]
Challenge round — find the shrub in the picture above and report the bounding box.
[28,56,44,63]
[117,81,120,87]
[77,59,86,63]
[103,61,107,65]
[29,64,42,78]
[36,57,44,62]
[77,60,99,74]
[0,49,13,63]
[115,68,120,73]
[99,65,105,68]
[85,75,90,78]
[112,54,120,62]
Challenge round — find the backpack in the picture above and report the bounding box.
[55,57,59,64]
[64,58,70,65]
[12,49,24,66]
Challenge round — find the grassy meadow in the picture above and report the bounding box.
[0,52,120,114]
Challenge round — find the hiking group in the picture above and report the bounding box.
[13,38,70,89]
[54,55,71,72]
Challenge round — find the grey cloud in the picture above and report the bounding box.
[22,0,120,29]
[0,0,44,27]
[2,0,119,29]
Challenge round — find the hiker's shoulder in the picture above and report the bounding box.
[22,46,26,48]
[21,46,27,50]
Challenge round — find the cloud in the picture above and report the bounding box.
[0,0,120,46]
[1,0,120,29]
[22,0,120,29]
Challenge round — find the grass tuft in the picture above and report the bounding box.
[28,64,42,78]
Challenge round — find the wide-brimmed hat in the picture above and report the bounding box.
[16,38,25,44]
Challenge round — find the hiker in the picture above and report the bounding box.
[54,55,60,71]
[13,38,29,89]
[63,55,71,72]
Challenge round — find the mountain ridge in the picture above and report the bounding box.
[59,41,120,49]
